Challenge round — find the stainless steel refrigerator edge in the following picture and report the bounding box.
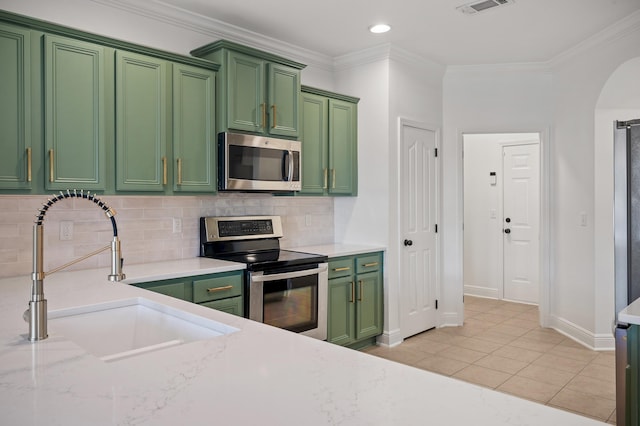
[614,118,640,426]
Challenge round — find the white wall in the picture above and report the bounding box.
[550,26,640,348]
[443,67,554,325]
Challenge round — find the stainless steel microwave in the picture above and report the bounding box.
[218,132,301,192]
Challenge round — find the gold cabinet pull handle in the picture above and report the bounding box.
[323,168,328,189]
[207,285,233,293]
[363,262,379,268]
[333,266,350,272]
[261,103,266,128]
[162,156,167,185]
[332,169,336,189]
[358,280,363,301]
[271,104,277,128]
[26,147,32,182]
[177,158,182,185]
[350,281,355,303]
[48,149,54,182]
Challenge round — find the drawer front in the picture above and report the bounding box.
[201,296,243,317]
[193,272,243,303]
[136,279,191,301]
[356,252,382,274]
[329,257,354,279]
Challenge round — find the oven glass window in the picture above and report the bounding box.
[262,274,318,333]
[228,145,286,181]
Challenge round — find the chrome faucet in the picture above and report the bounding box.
[25,190,125,342]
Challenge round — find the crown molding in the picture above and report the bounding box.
[549,9,640,68]
[89,0,334,71]
[333,44,392,71]
[445,61,553,76]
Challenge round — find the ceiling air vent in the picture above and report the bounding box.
[457,0,515,15]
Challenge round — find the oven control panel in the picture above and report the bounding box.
[201,216,284,242]
[218,219,273,237]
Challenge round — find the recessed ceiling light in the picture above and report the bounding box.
[369,24,391,34]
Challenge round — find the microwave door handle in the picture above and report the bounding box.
[289,150,294,182]
[283,150,293,182]
[282,150,290,182]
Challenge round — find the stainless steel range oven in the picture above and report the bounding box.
[199,216,328,340]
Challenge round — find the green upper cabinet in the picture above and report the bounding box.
[191,40,305,139]
[300,86,359,196]
[44,35,106,191]
[300,92,328,194]
[172,63,216,192]
[329,99,357,195]
[226,51,264,133]
[267,63,300,137]
[0,23,31,190]
[115,50,169,192]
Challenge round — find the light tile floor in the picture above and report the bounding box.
[362,296,617,424]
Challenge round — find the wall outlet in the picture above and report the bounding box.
[172,217,182,233]
[60,221,73,240]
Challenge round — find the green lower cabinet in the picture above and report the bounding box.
[327,252,383,348]
[628,324,639,426]
[328,275,356,346]
[133,278,192,301]
[354,271,383,340]
[131,270,244,317]
[201,296,243,316]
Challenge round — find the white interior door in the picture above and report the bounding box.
[400,123,438,339]
[502,143,540,304]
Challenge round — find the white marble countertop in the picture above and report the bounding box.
[0,260,604,425]
[619,296,640,325]
[120,257,245,284]
[288,243,386,258]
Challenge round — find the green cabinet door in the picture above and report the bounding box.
[115,50,169,191]
[226,50,264,133]
[327,275,355,346]
[0,23,31,190]
[268,63,300,138]
[172,63,216,192]
[44,35,106,191]
[300,92,328,194]
[328,99,357,195]
[355,270,383,340]
[201,296,243,316]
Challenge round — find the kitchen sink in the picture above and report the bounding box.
[48,297,238,362]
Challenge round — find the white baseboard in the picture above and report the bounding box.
[377,328,403,348]
[439,311,462,327]
[549,315,615,351]
[463,285,499,299]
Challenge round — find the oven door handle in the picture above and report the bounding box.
[250,264,328,283]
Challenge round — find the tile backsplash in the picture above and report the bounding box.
[0,193,334,279]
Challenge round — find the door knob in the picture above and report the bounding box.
[505,217,511,223]
[403,239,413,246]
[504,229,511,234]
